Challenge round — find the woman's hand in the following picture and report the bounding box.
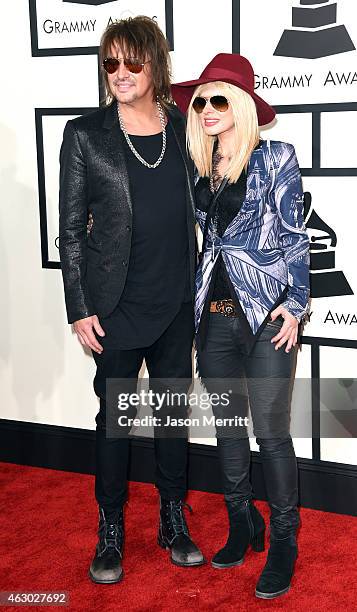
[269,305,299,353]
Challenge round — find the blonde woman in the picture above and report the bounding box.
[172,54,310,599]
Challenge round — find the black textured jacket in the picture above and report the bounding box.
[59,101,197,324]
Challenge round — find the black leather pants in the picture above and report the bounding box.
[197,312,300,536]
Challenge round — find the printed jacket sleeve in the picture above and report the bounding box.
[274,143,310,321]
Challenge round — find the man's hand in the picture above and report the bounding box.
[73,315,105,354]
[269,306,299,353]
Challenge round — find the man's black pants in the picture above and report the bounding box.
[92,302,194,516]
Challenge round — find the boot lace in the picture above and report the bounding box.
[167,501,192,537]
[99,510,123,556]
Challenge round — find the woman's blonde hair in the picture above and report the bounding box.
[186,81,260,183]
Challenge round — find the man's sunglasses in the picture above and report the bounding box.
[192,95,229,114]
[103,57,151,74]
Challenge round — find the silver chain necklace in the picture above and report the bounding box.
[117,98,167,169]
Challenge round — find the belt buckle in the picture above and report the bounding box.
[213,300,237,317]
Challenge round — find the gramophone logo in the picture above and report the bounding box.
[304,192,353,298]
[274,0,355,59]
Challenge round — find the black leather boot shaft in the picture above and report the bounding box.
[254,437,300,598]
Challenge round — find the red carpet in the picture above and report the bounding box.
[0,462,356,611]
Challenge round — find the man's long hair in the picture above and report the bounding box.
[99,16,172,107]
[186,82,260,183]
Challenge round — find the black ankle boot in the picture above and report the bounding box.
[255,533,297,599]
[255,507,299,599]
[211,499,266,569]
[89,507,124,584]
[158,498,205,567]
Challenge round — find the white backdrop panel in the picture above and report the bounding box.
[171,0,232,83]
[262,112,313,168]
[302,176,357,340]
[319,347,357,464]
[321,111,357,168]
[240,0,357,105]
[42,115,78,263]
[34,0,167,50]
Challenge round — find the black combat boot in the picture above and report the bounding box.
[158,499,205,567]
[255,505,299,599]
[89,507,124,584]
[212,499,266,568]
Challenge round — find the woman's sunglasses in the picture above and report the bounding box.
[192,95,229,114]
[103,57,151,74]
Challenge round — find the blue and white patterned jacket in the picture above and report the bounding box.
[195,140,310,337]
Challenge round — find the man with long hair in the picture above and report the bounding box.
[59,16,203,584]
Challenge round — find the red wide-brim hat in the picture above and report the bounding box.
[171,53,276,126]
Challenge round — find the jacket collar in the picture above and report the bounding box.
[103,100,118,129]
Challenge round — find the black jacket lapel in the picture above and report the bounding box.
[102,102,133,214]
